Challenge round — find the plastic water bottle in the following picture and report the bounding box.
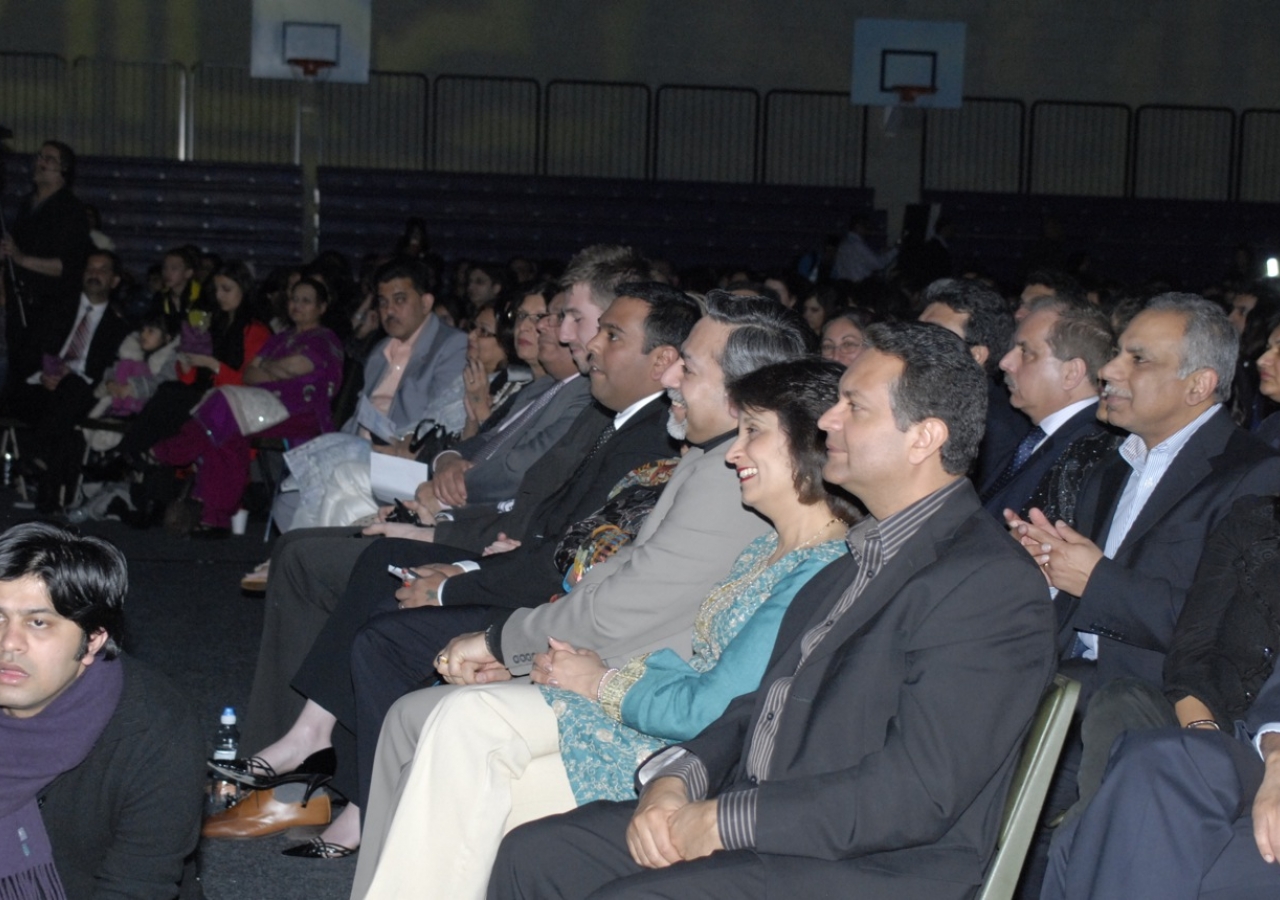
[207,707,242,814]
[212,707,240,761]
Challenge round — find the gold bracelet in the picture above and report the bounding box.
[1184,719,1220,731]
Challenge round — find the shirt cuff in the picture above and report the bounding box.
[638,750,708,800]
[1255,722,1280,758]
[453,559,481,573]
[716,789,758,850]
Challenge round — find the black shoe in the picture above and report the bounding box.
[281,837,355,859]
[190,523,231,540]
[208,747,337,804]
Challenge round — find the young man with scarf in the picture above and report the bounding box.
[0,522,205,899]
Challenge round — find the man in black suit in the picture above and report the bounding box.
[1042,663,1280,899]
[5,249,131,511]
[488,321,1057,900]
[918,278,1031,487]
[1010,294,1280,696]
[982,302,1113,520]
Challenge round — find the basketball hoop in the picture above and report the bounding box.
[287,57,336,80]
[891,85,938,106]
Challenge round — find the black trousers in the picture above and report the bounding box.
[489,801,766,900]
[288,536,490,806]
[488,799,964,900]
[7,374,97,502]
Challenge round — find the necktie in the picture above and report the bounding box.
[981,425,1047,502]
[63,308,92,362]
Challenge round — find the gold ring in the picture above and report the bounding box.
[436,653,449,666]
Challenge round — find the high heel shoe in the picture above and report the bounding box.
[280,836,356,859]
[208,747,337,805]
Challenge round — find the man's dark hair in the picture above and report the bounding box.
[613,282,701,352]
[921,279,1014,378]
[864,321,989,476]
[704,290,816,380]
[164,245,198,274]
[87,249,122,278]
[43,139,76,186]
[728,357,861,522]
[375,257,436,295]
[1024,269,1087,306]
[560,245,651,312]
[0,522,127,659]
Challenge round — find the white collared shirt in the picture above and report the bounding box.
[1077,403,1221,659]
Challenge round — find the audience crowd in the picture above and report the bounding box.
[5,138,1280,899]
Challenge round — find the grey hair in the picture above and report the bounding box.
[703,291,815,380]
[1144,293,1238,401]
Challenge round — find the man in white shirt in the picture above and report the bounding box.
[6,250,130,511]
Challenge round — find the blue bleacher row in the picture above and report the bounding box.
[5,153,1280,287]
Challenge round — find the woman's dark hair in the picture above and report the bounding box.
[209,260,263,372]
[472,298,514,367]
[804,284,845,325]
[0,522,127,659]
[727,357,861,523]
[291,276,331,311]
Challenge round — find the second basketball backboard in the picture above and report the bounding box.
[852,19,966,109]
[251,0,371,83]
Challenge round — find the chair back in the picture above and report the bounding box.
[975,673,1080,900]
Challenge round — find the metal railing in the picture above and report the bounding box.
[921,98,1025,194]
[762,90,867,187]
[1027,101,1130,196]
[3,52,1277,202]
[1132,105,1235,201]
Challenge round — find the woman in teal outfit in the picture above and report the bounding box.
[356,358,859,900]
[533,357,860,802]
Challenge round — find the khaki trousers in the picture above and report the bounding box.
[353,682,574,900]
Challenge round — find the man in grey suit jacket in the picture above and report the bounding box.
[351,294,812,891]
[343,257,468,441]
[1042,663,1280,899]
[485,321,1056,900]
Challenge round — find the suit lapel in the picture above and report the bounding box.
[1111,409,1230,553]
[794,492,971,671]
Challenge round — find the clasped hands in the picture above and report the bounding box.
[1003,507,1103,596]
[626,777,722,869]
[529,638,606,698]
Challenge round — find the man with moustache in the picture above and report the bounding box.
[4,250,130,511]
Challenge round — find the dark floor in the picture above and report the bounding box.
[0,491,356,900]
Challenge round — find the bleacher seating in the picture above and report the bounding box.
[318,168,874,269]
[926,190,1280,288]
[2,155,304,276]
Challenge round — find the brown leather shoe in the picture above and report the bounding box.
[201,788,331,839]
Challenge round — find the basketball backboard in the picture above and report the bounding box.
[851,19,965,109]
[251,0,371,83]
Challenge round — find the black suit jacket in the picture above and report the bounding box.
[677,483,1057,897]
[1060,407,1280,691]
[443,395,677,608]
[975,378,1032,488]
[981,402,1106,520]
[42,300,131,388]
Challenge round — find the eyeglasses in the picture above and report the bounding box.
[513,311,549,325]
[34,152,62,166]
[821,338,864,354]
[473,327,498,339]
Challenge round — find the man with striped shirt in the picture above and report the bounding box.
[488,321,1057,900]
